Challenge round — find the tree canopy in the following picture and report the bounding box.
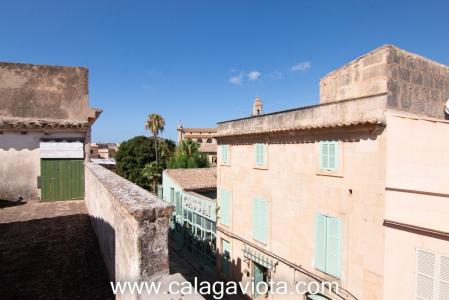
[168,139,210,169]
[115,135,175,191]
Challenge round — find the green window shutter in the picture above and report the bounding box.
[326,217,341,277]
[328,142,338,170]
[320,141,338,171]
[252,198,267,243]
[255,144,266,166]
[320,142,329,170]
[175,191,182,216]
[221,145,229,164]
[315,214,327,272]
[220,189,230,226]
[254,144,261,165]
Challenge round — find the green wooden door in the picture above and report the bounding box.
[41,159,84,201]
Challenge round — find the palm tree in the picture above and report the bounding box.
[144,113,165,163]
[142,162,162,194]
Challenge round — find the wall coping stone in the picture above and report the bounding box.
[85,162,172,224]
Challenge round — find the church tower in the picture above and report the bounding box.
[252,96,263,116]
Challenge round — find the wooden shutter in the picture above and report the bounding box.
[320,142,329,170]
[255,144,265,165]
[438,255,449,299]
[326,217,341,278]
[328,142,338,170]
[253,198,267,243]
[220,189,230,226]
[221,145,229,164]
[315,214,327,272]
[416,249,436,300]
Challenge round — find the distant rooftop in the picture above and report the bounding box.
[164,168,216,191]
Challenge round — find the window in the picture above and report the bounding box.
[197,138,203,143]
[320,141,338,171]
[415,249,449,300]
[221,145,230,165]
[254,143,266,167]
[315,214,341,278]
[170,188,174,203]
[253,262,268,297]
[175,192,182,216]
[222,239,231,278]
[252,197,268,243]
[206,138,212,143]
[220,188,231,226]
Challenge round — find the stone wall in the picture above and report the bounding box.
[0,62,95,121]
[84,163,173,282]
[387,46,449,119]
[320,45,449,119]
[320,45,389,104]
[217,94,387,137]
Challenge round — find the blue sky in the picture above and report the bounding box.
[1,0,449,142]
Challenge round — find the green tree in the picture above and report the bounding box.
[115,136,175,190]
[142,162,163,194]
[144,113,165,163]
[168,139,210,169]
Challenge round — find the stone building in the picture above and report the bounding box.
[90,142,117,159]
[162,168,217,269]
[0,62,101,201]
[215,45,449,299]
[177,124,217,165]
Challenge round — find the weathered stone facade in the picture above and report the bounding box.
[85,163,174,282]
[0,62,101,201]
[320,44,449,119]
[0,62,97,121]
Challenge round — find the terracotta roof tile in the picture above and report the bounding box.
[216,118,384,137]
[0,117,89,130]
[164,168,216,191]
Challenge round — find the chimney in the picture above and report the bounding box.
[252,96,263,116]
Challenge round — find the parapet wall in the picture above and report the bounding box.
[0,62,93,121]
[84,163,173,282]
[320,45,449,119]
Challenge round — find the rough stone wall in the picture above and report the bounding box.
[320,45,449,119]
[84,163,173,282]
[320,46,389,103]
[387,46,449,119]
[0,62,91,121]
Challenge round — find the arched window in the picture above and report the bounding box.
[197,139,203,143]
[206,138,212,143]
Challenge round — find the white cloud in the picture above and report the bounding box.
[291,61,311,72]
[229,72,243,85]
[247,71,261,81]
[269,71,282,80]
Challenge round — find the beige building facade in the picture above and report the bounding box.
[215,45,449,299]
[177,125,217,165]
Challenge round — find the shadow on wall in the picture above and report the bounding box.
[0,214,114,300]
[0,133,40,151]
